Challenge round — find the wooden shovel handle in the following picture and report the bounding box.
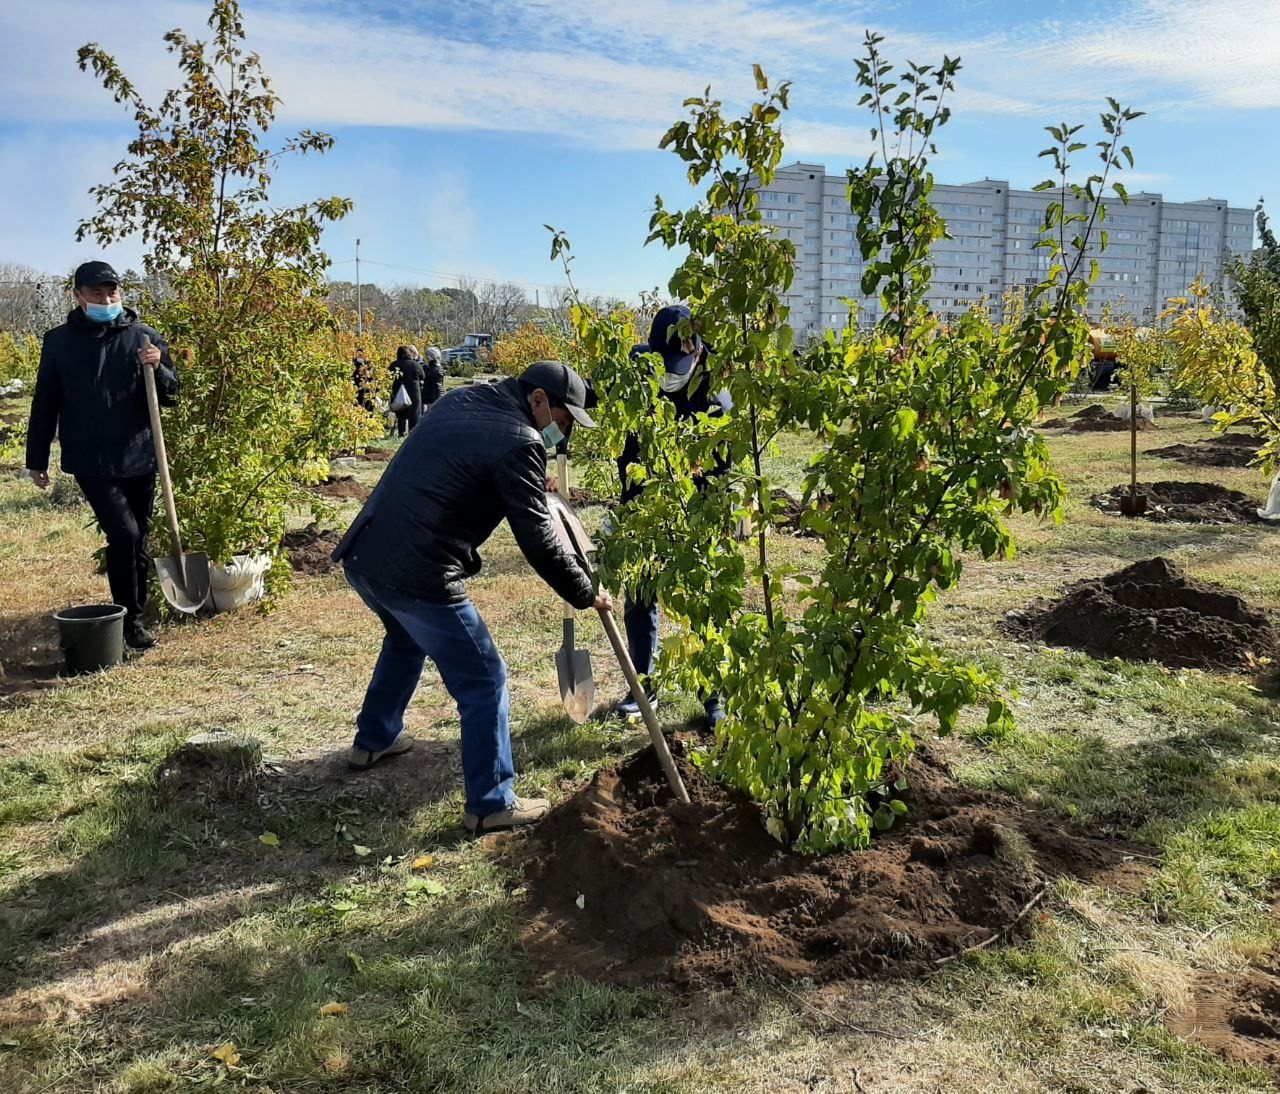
[557,451,573,623]
[141,345,184,562]
[597,605,690,804]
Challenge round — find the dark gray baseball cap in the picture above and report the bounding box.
[519,360,597,428]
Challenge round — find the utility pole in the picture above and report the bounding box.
[355,238,363,341]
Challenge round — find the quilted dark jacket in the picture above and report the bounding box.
[26,307,179,478]
[333,378,596,607]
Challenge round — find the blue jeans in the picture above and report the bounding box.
[346,569,515,817]
[623,591,721,720]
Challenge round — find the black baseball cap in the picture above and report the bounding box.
[519,360,597,428]
[73,261,121,289]
[648,304,702,376]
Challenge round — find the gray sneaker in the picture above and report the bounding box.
[464,796,551,833]
[347,733,416,770]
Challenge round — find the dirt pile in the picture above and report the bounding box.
[1041,403,1156,432]
[771,487,834,536]
[1004,557,1279,671]
[362,447,393,462]
[520,744,1147,987]
[567,486,617,510]
[1091,481,1265,524]
[1149,433,1261,468]
[1170,960,1280,1079]
[309,475,371,502]
[281,523,343,575]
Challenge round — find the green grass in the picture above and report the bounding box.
[2,406,1280,1090]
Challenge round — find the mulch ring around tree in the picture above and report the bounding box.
[1149,433,1262,468]
[1090,481,1267,524]
[281,523,342,575]
[516,743,1150,989]
[308,475,372,502]
[1003,556,1280,671]
[1040,403,1157,432]
[1168,911,1280,1081]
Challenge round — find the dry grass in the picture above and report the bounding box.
[1,401,1278,1091]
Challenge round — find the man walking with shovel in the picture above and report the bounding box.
[334,360,612,833]
[25,261,179,651]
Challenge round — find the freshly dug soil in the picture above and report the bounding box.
[1149,433,1262,468]
[309,475,371,502]
[1090,481,1265,524]
[567,485,618,510]
[771,487,834,536]
[362,447,393,462]
[520,744,1149,988]
[281,523,342,575]
[1004,557,1279,671]
[1169,961,1280,1079]
[1042,403,1156,432]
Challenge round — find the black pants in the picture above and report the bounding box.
[395,403,422,436]
[76,474,156,625]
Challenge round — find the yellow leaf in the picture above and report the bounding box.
[258,831,280,847]
[411,855,435,871]
[319,1001,348,1016]
[211,1041,241,1066]
[352,845,372,857]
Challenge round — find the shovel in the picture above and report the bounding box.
[546,493,690,804]
[554,444,595,722]
[141,337,211,613]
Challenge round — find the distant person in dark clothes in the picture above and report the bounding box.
[390,345,426,436]
[25,260,179,651]
[423,346,446,409]
[614,304,730,726]
[352,347,377,412]
[334,360,611,833]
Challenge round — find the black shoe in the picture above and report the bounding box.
[125,623,158,650]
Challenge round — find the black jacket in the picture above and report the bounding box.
[423,359,446,406]
[334,377,596,607]
[618,343,726,503]
[390,356,425,414]
[26,307,179,478]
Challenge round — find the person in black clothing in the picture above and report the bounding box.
[352,347,377,412]
[389,345,425,436]
[614,304,729,725]
[422,346,446,410]
[334,360,610,832]
[25,260,179,650]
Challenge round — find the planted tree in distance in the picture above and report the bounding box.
[561,36,1141,852]
[76,0,378,576]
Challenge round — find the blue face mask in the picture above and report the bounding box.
[541,420,565,451]
[84,302,123,323]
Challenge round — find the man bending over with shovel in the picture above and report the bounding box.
[25,261,179,651]
[334,360,612,833]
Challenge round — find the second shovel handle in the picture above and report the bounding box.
[141,348,184,561]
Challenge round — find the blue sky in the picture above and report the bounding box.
[1,0,1277,300]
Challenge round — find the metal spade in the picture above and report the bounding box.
[141,336,211,613]
[553,445,594,722]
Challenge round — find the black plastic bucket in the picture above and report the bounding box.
[53,604,127,674]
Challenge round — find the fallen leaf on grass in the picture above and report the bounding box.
[211,1042,241,1066]
[318,1002,349,1016]
[258,831,280,847]
[346,952,365,972]
[575,893,586,910]
[352,845,372,857]
[411,854,435,871]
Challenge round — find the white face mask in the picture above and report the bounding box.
[658,369,695,394]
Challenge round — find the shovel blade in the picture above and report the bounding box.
[155,552,212,614]
[556,646,595,724]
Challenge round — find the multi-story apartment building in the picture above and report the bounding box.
[758,162,1255,335]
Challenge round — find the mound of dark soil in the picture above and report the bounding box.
[1046,403,1157,432]
[362,447,393,462]
[1170,960,1280,1079]
[309,475,371,502]
[281,523,342,574]
[520,744,1148,988]
[1004,557,1279,671]
[770,487,834,536]
[567,486,618,510]
[1090,481,1265,524]
[1149,433,1261,468]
